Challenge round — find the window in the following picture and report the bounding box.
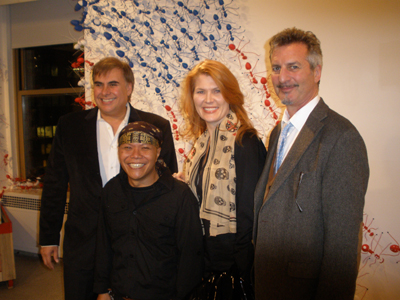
[16,44,84,179]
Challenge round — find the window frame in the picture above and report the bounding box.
[14,48,84,179]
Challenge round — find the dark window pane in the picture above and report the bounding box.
[21,44,82,90]
[22,94,82,179]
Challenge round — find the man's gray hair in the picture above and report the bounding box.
[269,27,323,70]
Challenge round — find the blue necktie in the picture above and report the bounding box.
[275,122,294,174]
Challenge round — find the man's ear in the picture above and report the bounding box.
[157,147,162,159]
[314,64,322,83]
[127,83,133,100]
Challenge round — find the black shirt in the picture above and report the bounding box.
[94,167,204,300]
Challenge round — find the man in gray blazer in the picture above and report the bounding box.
[253,28,369,299]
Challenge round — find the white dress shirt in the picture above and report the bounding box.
[97,104,131,187]
[278,96,320,164]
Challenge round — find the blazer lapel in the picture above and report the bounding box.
[253,123,281,244]
[264,99,329,203]
[254,123,280,203]
[128,103,141,122]
[84,107,101,175]
[253,122,280,239]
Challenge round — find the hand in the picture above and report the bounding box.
[172,171,185,182]
[97,293,111,300]
[40,246,59,270]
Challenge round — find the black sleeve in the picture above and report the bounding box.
[93,186,113,294]
[175,185,204,299]
[39,115,69,246]
[233,132,267,277]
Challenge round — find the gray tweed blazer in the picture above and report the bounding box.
[253,99,369,300]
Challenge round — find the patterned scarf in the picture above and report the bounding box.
[185,111,239,236]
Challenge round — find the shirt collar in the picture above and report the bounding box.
[282,96,320,131]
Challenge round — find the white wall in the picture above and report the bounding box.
[10,0,82,48]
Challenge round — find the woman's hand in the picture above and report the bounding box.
[172,171,185,182]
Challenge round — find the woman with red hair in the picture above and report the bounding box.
[175,59,266,299]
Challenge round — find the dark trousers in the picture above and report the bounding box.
[64,264,97,300]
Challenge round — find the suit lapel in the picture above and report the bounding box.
[254,123,280,202]
[84,108,101,175]
[253,122,280,241]
[128,103,141,122]
[264,100,329,204]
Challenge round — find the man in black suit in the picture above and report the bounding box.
[39,57,178,300]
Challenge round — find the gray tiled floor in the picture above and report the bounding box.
[0,251,64,300]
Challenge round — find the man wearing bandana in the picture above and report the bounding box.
[94,122,204,300]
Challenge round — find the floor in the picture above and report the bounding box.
[0,251,64,300]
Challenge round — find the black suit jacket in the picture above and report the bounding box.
[39,104,177,270]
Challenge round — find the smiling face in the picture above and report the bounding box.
[93,68,133,120]
[271,43,321,117]
[193,74,230,132]
[118,142,161,188]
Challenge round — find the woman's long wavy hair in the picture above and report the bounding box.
[179,60,257,145]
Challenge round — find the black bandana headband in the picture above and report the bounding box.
[118,121,163,148]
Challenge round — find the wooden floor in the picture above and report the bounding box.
[0,251,64,300]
